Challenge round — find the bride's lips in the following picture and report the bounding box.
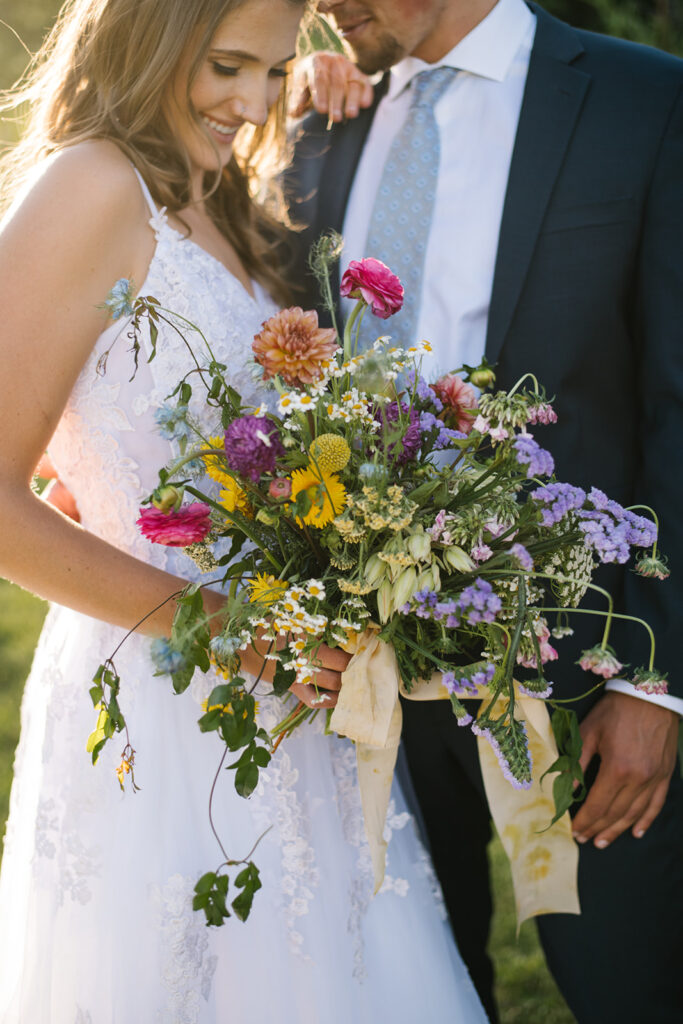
[201,114,241,145]
[338,18,372,43]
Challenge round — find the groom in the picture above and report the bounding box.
[288,1,683,1020]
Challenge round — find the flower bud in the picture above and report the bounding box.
[364,553,387,587]
[269,477,292,500]
[443,546,476,573]
[417,565,440,593]
[152,485,184,513]
[407,528,431,562]
[377,579,393,623]
[256,508,278,526]
[391,567,419,613]
[469,367,496,389]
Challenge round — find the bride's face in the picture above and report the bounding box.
[167,0,301,189]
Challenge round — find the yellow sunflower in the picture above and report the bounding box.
[202,436,233,486]
[219,476,251,517]
[290,465,347,529]
[248,573,288,606]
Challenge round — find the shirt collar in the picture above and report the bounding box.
[387,0,535,100]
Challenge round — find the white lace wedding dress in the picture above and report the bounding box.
[0,169,487,1023]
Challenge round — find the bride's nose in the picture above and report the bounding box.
[231,81,269,127]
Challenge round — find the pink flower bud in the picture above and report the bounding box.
[269,477,291,500]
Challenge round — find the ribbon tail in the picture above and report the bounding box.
[477,696,581,929]
[356,699,403,894]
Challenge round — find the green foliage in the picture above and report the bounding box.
[541,708,586,828]
[539,0,683,55]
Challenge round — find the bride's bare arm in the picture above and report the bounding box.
[0,141,349,689]
[0,142,214,636]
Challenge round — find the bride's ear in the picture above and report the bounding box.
[289,52,373,123]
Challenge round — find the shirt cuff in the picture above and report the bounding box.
[604,678,683,717]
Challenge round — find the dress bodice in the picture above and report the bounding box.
[47,170,277,573]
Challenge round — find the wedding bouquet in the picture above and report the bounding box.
[90,237,669,926]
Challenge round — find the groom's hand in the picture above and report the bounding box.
[572,691,680,849]
[289,52,373,123]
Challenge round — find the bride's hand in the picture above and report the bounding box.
[239,629,350,708]
[289,643,351,708]
[289,51,374,123]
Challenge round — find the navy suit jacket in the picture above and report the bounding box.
[285,4,683,704]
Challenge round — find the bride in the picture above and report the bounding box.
[0,0,488,1020]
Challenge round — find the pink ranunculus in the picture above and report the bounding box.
[137,502,212,547]
[340,258,404,319]
[433,374,478,434]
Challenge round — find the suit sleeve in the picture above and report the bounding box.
[624,81,683,699]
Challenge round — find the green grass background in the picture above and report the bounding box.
[2,1,681,1020]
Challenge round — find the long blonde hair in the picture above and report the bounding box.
[0,0,307,302]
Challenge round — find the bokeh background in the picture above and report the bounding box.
[1,2,681,1021]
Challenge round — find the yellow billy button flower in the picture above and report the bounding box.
[248,573,288,606]
[290,465,347,529]
[309,434,351,474]
[202,436,232,485]
[219,476,251,517]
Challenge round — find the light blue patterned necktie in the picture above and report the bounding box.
[358,66,458,351]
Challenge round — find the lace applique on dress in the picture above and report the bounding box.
[152,874,218,1024]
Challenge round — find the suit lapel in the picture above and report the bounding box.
[485,6,590,365]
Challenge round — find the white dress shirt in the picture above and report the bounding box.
[341,0,682,715]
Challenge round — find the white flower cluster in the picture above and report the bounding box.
[326,387,378,427]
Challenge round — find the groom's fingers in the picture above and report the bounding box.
[631,776,670,839]
[583,785,654,847]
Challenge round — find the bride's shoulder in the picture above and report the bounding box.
[3,140,148,244]
[1,139,153,291]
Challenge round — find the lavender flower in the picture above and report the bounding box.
[442,662,496,697]
[224,416,284,482]
[513,432,555,478]
[456,578,502,624]
[406,371,443,411]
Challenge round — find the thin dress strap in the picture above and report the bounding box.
[131,166,158,217]
[131,165,169,238]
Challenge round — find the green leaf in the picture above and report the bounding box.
[235,760,259,798]
[194,872,217,895]
[198,708,223,733]
[253,747,271,768]
[192,893,211,911]
[89,683,104,707]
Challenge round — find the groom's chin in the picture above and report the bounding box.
[350,31,406,75]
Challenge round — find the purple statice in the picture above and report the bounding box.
[531,482,587,527]
[409,589,440,619]
[223,416,284,482]
[509,542,534,570]
[527,402,558,425]
[375,401,422,464]
[471,719,533,790]
[513,432,555,478]
[406,371,444,411]
[577,513,632,564]
[442,662,496,698]
[436,426,466,449]
[456,578,502,624]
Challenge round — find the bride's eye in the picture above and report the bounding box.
[211,62,239,76]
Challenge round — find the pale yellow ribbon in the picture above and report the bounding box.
[331,628,580,927]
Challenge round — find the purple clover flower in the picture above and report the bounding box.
[513,432,555,478]
[223,416,284,483]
